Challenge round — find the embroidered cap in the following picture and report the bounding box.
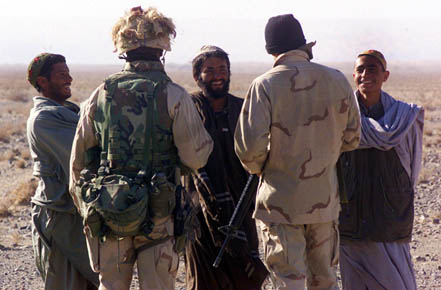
[27,53,53,90]
[358,49,387,70]
[193,45,228,60]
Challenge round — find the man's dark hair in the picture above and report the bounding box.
[192,50,231,81]
[37,54,66,92]
[125,46,163,62]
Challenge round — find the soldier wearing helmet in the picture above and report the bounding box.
[69,6,213,290]
[183,45,268,289]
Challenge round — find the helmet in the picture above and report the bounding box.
[112,6,176,55]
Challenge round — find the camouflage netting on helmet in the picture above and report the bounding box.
[112,6,176,55]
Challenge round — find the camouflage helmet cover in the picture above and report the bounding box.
[112,6,176,55]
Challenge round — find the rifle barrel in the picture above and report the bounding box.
[212,174,259,268]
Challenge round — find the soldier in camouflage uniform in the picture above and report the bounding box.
[27,53,99,290]
[234,14,361,289]
[69,6,213,290]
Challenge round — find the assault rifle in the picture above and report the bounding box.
[213,174,259,268]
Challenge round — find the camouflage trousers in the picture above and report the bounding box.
[85,216,179,290]
[258,220,339,290]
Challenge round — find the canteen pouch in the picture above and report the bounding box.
[84,207,104,238]
[149,172,176,219]
[173,185,199,254]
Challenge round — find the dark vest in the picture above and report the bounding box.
[339,147,414,242]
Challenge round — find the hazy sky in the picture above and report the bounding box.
[2,0,441,65]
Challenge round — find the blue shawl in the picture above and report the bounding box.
[359,91,424,186]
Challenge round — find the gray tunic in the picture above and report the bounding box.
[27,96,98,289]
[27,96,79,213]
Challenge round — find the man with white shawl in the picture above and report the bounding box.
[338,50,424,290]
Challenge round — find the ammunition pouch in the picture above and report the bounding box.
[173,185,198,254]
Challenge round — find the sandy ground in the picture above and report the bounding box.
[1,160,440,289]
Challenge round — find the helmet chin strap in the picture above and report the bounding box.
[118,53,127,60]
[161,51,166,65]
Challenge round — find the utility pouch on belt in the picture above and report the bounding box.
[77,169,151,238]
[150,172,176,219]
[84,207,103,238]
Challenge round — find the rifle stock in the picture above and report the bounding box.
[213,174,259,268]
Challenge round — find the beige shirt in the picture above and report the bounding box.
[235,50,361,225]
[69,79,213,209]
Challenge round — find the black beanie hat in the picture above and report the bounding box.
[265,14,306,55]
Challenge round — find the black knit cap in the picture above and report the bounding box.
[265,14,306,55]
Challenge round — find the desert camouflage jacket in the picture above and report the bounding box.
[235,50,361,224]
[27,96,80,213]
[69,61,213,209]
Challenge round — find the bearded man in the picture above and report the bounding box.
[183,45,268,290]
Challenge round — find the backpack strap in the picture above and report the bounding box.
[133,79,157,184]
[134,78,170,184]
[97,89,113,177]
[150,80,170,174]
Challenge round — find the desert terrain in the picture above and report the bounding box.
[0,62,440,289]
